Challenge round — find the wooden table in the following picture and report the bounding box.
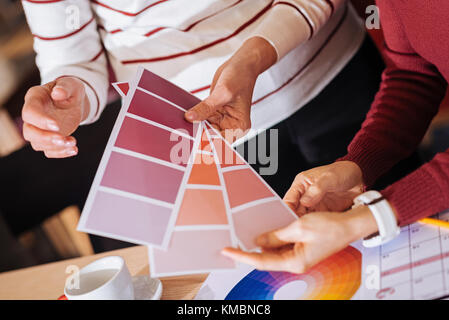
[0,246,207,300]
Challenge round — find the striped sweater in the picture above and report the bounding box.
[22,0,365,136]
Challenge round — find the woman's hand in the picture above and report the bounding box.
[222,205,378,274]
[184,36,277,143]
[22,76,90,158]
[284,161,365,216]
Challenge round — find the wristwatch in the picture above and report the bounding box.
[353,190,400,247]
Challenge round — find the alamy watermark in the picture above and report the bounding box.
[365,5,380,30]
[65,264,80,290]
[169,127,279,176]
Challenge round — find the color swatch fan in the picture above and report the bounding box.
[78,67,297,276]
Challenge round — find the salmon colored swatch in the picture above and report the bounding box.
[232,200,297,250]
[200,129,212,152]
[223,168,274,208]
[175,189,228,226]
[150,229,235,276]
[115,117,193,166]
[188,153,220,185]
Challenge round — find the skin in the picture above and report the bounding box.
[22,76,90,158]
[222,161,400,273]
[184,36,277,143]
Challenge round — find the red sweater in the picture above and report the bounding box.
[340,0,449,226]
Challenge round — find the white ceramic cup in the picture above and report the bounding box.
[64,256,134,300]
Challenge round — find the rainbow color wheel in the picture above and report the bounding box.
[225,246,362,300]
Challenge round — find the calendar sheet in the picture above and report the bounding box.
[360,210,449,300]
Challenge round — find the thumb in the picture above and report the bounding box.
[299,182,328,208]
[185,88,229,122]
[50,77,84,107]
[256,220,304,248]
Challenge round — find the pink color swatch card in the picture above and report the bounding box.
[78,67,297,277]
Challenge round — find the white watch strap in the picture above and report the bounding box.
[354,191,400,247]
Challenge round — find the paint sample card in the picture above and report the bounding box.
[138,69,200,110]
[79,68,200,249]
[149,229,236,277]
[80,67,298,276]
[101,151,184,204]
[232,200,298,250]
[85,191,171,246]
[112,81,130,97]
[223,168,274,208]
[148,127,238,276]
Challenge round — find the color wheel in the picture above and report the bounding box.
[225,246,362,300]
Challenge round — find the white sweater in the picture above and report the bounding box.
[22,0,365,137]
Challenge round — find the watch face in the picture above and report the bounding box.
[363,237,381,248]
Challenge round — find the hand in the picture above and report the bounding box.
[284,161,365,216]
[184,36,277,143]
[222,205,378,273]
[22,76,90,158]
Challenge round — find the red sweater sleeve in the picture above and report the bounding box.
[339,1,448,225]
[381,150,449,226]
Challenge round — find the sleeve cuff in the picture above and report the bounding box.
[251,4,312,61]
[337,137,400,188]
[80,81,99,125]
[381,167,445,226]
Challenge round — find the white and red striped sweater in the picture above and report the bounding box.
[22,0,364,138]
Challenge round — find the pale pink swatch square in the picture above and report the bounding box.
[151,229,235,274]
[233,200,296,250]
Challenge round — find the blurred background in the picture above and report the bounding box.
[0,0,132,273]
[0,0,448,273]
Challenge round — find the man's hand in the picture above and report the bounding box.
[284,161,365,216]
[22,76,90,158]
[222,205,378,274]
[184,37,277,143]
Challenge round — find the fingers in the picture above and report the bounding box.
[49,77,84,107]
[44,146,78,158]
[185,84,232,122]
[292,171,330,208]
[256,220,305,247]
[221,246,306,273]
[23,123,78,158]
[300,184,325,207]
[283,181,305,212]
[185,98,220,123]
[22,86,60,131]
[255,229,290,248]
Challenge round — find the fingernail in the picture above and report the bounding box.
[47,121,59,131]
[221,249,231,256]
[51,138,64,146]
[67,148,77,155]
[65,140,76,147]
[185,111,197,121]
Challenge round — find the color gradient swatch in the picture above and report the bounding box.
[225,246,362,300]
[79,67,298,276]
